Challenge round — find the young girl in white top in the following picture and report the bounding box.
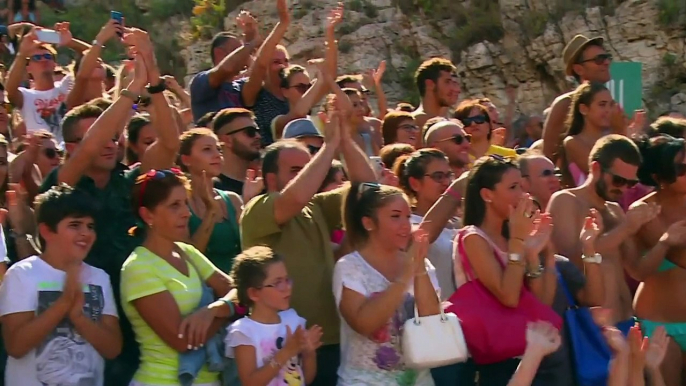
[226,246,322,386]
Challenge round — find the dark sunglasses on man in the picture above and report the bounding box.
[577,53,613,65]
[289,83,311,94]
[436,134,471,145]
[30,53,54,62]
[224,126,260,138]
[603,169,639,188]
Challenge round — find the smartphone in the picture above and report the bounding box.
[111,10,123,37]
[369,156,384,179]
[35,30,60,45]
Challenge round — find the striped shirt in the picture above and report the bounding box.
[121,242,217,385]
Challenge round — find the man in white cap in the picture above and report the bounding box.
[542,34,613,163]
[282,117,324,155]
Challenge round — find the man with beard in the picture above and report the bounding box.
[424,119,471,177]
[548,135,661,332]
[519,153,561,210]
[412,58,460,132]
[212,108,263,199]
[543,35,614,163]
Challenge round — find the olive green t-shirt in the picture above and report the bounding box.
[240,188,344,345]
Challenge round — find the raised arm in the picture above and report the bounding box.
[273,74,328,138]
[134,29,181,172]
[5,28,43,109]
[57,51,148,186]
[272,112,340,226]
[66,20,120,110]
[240,0,290,107]
[206,12,260,89]
[542,95,571,164]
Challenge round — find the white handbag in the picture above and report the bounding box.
[401,302,469,369]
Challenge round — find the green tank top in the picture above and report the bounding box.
[188,190,241,273]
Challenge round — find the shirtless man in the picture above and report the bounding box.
[542,34,613,163]
[548,135,660,332]
[632,131,686,385]
[412,58,460,134]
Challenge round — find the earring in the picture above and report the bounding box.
[147,222,153,228]
[485,199,492,203]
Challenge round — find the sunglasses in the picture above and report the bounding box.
[357,182,380,199]
[460,115,488,126]
[425,171,455,183]
[290,83,311,93]
[30,53,54,62]
[225,126,260,138]
[398,123,420,132]
[307,145,320,155]
[522,169,556,178]
[578,53,613,65]
[603,169,639,188]
[43,148,59,159]
[437,134,471,145]
[1,102,12,114]
[68,136,119,144]
[136,168,183,206]
[259,277,293,291]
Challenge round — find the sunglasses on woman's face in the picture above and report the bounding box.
[43,148,59,159]
[603,169,639,188]
[425,171,455,183]
[260,277,293,291]
[30,53,53,62]
[460,115,488,126]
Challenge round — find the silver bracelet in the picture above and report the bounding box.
[525,264,545,278]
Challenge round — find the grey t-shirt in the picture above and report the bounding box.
[534,255,586,386]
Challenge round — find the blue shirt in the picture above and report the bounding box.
[189,71,246,123]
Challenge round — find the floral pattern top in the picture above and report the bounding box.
[333,251,439,386]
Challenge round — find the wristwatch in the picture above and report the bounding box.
[526,264,545,278]
[91,39,104,48]
[120,89,141,102]
[582,253,603,264]
[146,79,167,94]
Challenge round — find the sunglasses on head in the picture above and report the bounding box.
[460,115,488,126]
[603,169,639,188]
[30,53,54,62]
[136,168,184,206]
[290,83,311,93]
[438,134,471,145]
[425,171,455,183]
[226,126,260,138]
[578,53,613,65]
[357,182,381,200]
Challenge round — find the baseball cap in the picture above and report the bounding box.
[283,118,322,139]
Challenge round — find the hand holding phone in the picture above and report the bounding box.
[35,29,61,45]
[111,11,123,37]
[369,156,384,179]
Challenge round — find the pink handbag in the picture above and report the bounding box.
[445,230,563,365]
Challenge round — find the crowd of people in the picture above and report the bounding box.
[0,0,683,385]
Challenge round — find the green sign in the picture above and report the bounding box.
[605,62,643,118]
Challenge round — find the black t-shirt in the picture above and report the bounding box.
[213,174,244,196]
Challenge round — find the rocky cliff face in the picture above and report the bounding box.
[183,0,686,117]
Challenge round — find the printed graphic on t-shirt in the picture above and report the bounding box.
[32,96,67,136]
[260,334,304,386]
[35,284,104,386]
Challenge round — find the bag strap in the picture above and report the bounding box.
[555,268,577,307]
[457,228,505,282]
[411,267,448,324]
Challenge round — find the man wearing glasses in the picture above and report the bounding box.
[424,119,471,178]
[543,34,614,164]
[518,152,561,211]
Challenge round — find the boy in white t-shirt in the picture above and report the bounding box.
[0,184,122,386]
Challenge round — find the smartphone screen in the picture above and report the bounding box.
[35,30,60,45]
[111,11,123,37]
[369,156,384,179]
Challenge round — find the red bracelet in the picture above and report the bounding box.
[444,187,461,201]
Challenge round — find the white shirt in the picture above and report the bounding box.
[225,309,306,386]
[19,75,74,143]
[333,251,438,386]
[0,256,118,386]
[410,214,458,300]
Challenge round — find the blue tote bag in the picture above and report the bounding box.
[557,271,611,386]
